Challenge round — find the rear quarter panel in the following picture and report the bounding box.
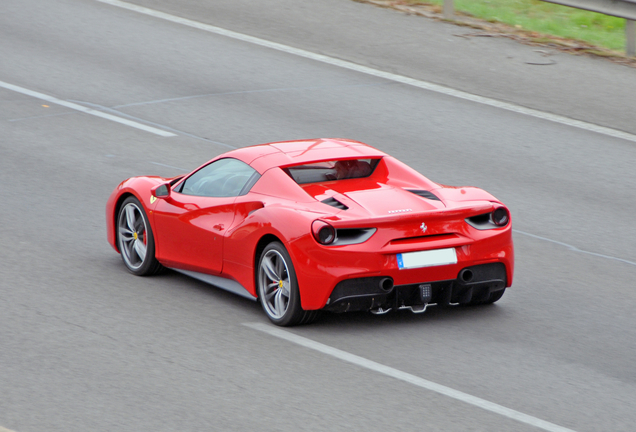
[222,198,323,300]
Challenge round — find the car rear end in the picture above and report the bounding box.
[289,201,513,312]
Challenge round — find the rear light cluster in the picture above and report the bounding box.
[312,220,336,245]
[312,221,377,245]
[491,207,510,227]
[465,206,511,230]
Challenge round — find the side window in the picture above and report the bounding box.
[179,158,258,197]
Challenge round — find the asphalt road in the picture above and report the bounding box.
[1,1,635,432]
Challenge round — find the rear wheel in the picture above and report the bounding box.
[117,196,163,276]
[257,242,318,326]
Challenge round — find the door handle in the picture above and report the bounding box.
[213,224,224,231]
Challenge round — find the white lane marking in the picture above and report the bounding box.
[96,0,636,143]
[0,80,176,137]
[69,99,235,148]
[245,322,577,432]
[0,426,18,432]
[513,229,636,267]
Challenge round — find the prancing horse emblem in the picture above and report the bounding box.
[420,222,427,234]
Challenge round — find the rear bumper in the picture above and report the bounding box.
[324,262,507,312]
[289,225,514,310]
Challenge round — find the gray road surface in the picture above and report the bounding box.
[1,1,635,432]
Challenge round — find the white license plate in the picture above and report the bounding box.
[397,248,457,269]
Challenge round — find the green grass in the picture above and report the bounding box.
[419,0,627,51]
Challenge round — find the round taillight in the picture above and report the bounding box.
[312,220,336,245]
[492,207,510,227]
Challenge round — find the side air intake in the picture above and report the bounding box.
[321,197,348,210]
[405,189,441,201]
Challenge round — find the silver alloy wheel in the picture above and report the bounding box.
[117,202,148,270]
[258,249,291,319]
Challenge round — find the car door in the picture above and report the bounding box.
[152,158,259,275]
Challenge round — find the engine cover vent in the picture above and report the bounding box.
[406,189,441,201]
[321,197,348,210]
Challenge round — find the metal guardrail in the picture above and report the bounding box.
[541,0,636,20]
[442,0,636,56]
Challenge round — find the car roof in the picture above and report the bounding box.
[224,138,388,173]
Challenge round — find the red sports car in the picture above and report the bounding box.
[106,138,514,326]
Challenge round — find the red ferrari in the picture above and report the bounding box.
[106,138,514,326]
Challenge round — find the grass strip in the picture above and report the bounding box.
[416,0,627,51]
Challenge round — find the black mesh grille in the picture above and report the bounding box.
[405,189,441,201]
[321,197,348,210]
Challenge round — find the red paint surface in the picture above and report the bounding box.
[106,139,514,310]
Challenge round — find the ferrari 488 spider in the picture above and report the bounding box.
[106,138,514,326]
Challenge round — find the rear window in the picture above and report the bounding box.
[283,158,380,184]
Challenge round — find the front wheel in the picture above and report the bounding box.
[257,242,318,326]
[116,196,163,276]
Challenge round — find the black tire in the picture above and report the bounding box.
[116,196,163,276]
[470,288,505,306]
[257,242,318,326]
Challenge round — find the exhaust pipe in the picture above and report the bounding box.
[459,269,474,283]
[379,277,394,292]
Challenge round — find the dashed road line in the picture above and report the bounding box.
[72,100,235,148]
[245,322,578,432]
[0,80,176,137]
